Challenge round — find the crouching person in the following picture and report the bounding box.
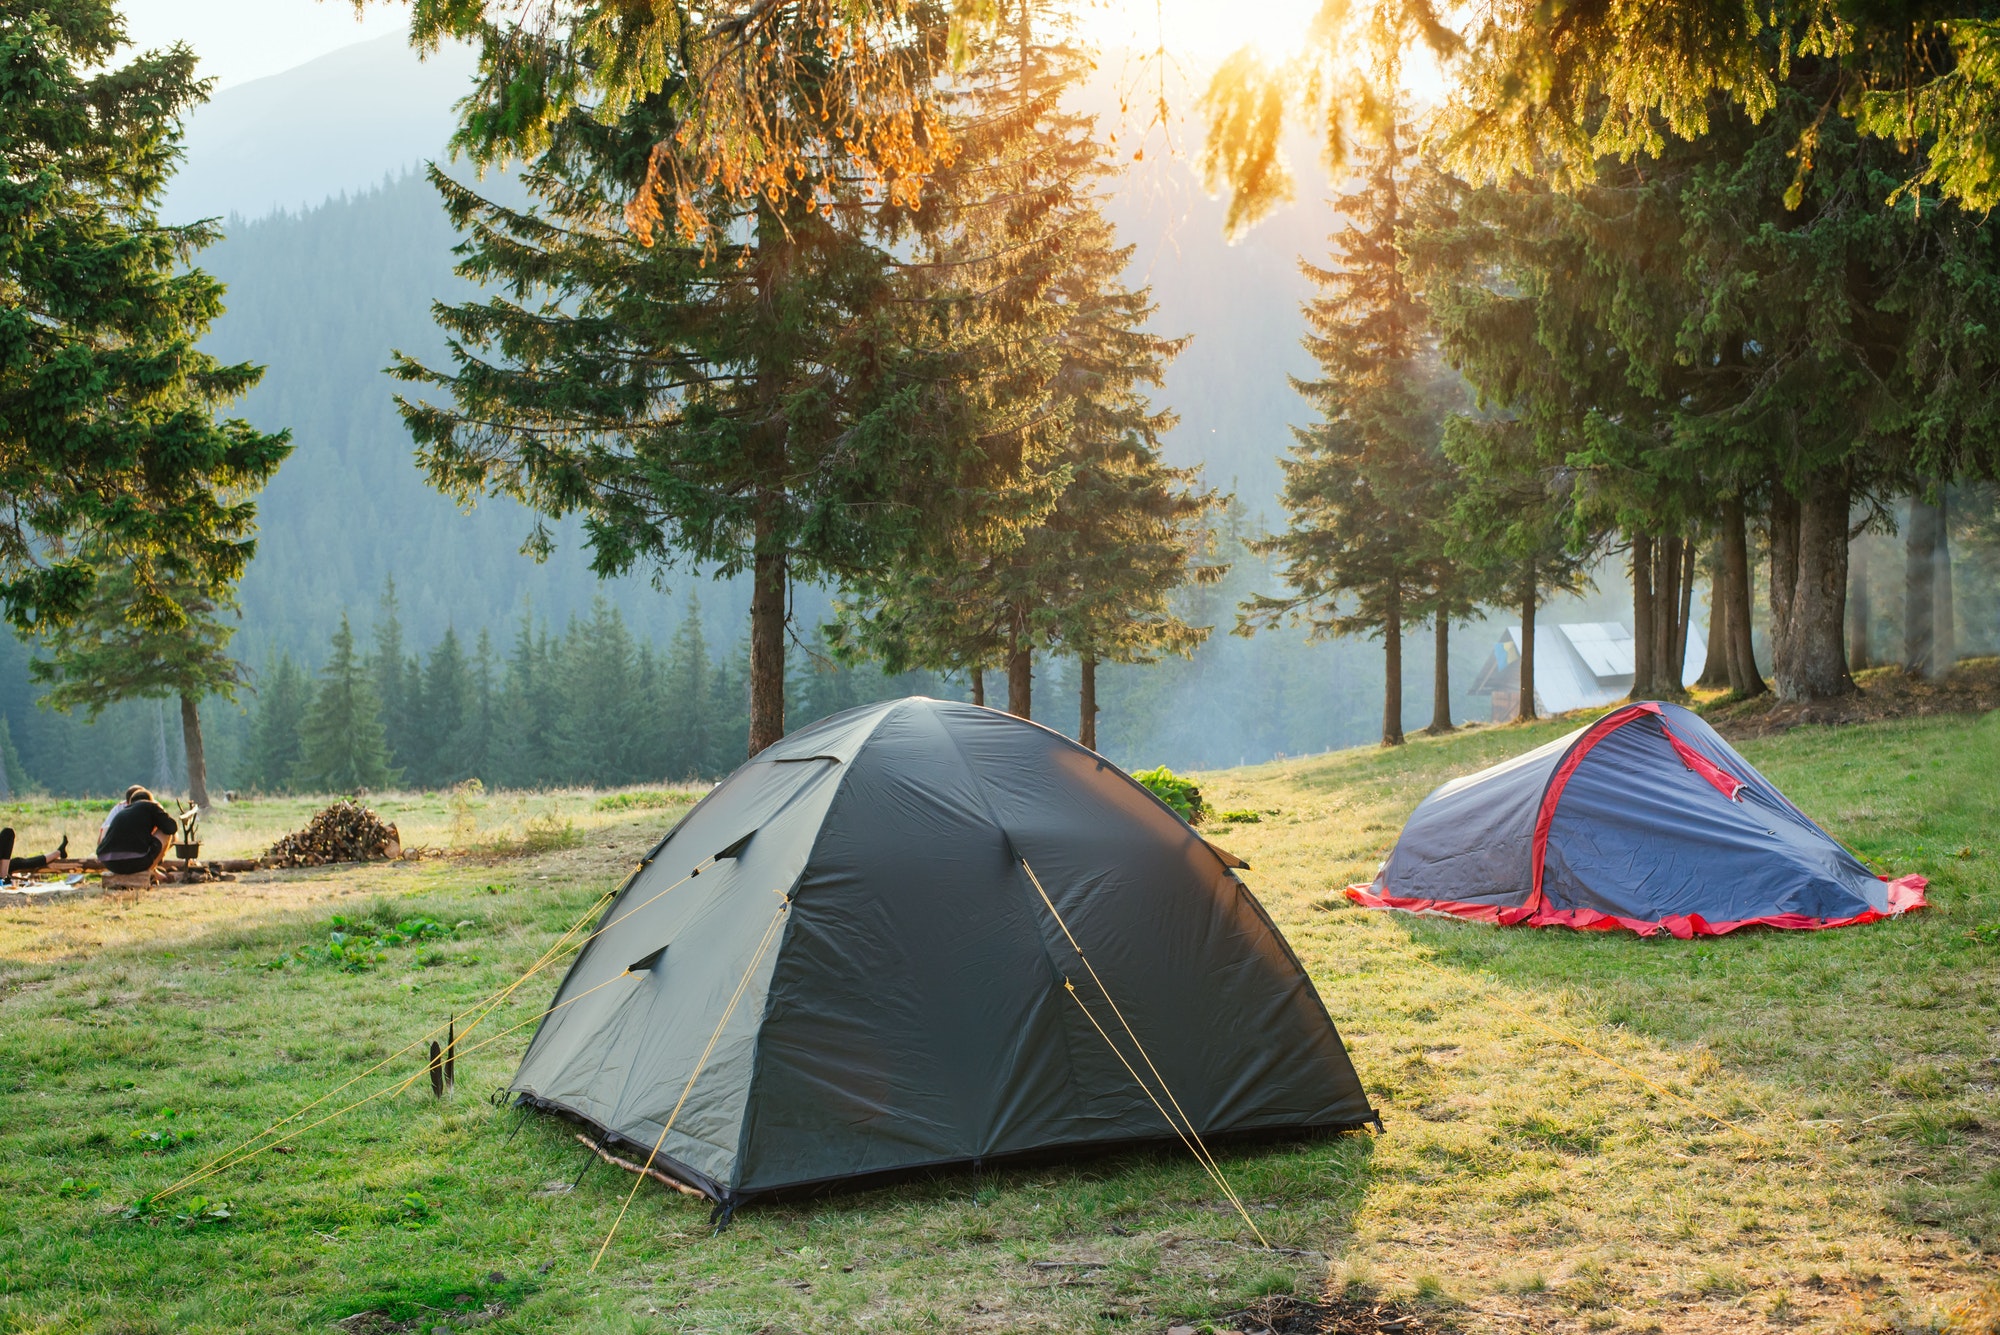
[98,786,177,878]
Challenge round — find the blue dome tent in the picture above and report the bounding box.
[1348,702,1927,938]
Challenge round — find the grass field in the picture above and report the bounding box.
[0,713,1995,1333]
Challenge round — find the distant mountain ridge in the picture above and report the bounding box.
[176,37,1334,663]
[162,34,478,225]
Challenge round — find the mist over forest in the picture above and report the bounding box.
[9,23,1998,802]
[0,33,1618,796]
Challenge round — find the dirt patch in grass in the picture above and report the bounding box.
[1704,657,2000,737]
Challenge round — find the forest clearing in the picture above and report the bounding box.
[2,702,1994,1334]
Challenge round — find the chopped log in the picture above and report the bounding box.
[574,1133,706,1198]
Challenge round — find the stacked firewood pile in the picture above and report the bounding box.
[266,801,403,868]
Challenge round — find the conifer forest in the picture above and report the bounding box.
[9,0,2000,799]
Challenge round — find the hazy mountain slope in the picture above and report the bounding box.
[161,35,478,225]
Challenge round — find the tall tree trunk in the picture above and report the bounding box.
[1774,472,1855,703]
[1426,616,1454,735]
[1847,534,1871,671]
[1698,541,1730,687]
[1007,606,1032,719]
[1630,533,1655,699]
[1769,489,1801,686]
[1079,655,1098,751]
[1651,536,1682,694]
[1382,577,1405,746]
[1674,538,1696,688]
[1904,493,1938,676]
[1934,491,1955,680]
[970,669,985,708]
[1721,498,1766,697]
[1517,566,1538,722]
[746,496,788,756]
[180,694,209,811]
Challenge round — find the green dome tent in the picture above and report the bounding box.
[511,697,1374,1212]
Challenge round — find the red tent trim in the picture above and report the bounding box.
[1344,874,1928,939]
[1527,703,1659,912]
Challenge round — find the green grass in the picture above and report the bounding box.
[1,718,1995,1332]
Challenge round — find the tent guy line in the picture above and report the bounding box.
[592,895,793,1269]
[150,847,732,1203]
[1022,855,1271,1248]
[159,964,641,1204]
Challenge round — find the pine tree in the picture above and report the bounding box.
[370,578,417,770]
[415,627,477,787]
[29,557,244,805]
[295,615,397,792]
[0,2,291,631]
[1242,121,1464,747]
[488,611,559,788]
[662,595,717,780]
[1037,210,1224,751]
[244,652,311,793]
[831,0,1170,726]
[395,17,1052,757]
[554,600,641,787]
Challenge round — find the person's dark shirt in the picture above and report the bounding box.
[98,800,177,859]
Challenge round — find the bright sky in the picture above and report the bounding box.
[119,0,1337,92]
[120,0,410,88]
[1078,0,1326,65]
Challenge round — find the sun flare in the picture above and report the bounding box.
[1075,0,1327,72]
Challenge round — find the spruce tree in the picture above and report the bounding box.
[29,556,243,805]
[370,578,416,769]
[396,17,1050,757]
[294,615,397,792]
[0,2,291,631]
[244,652,311,793]
[414,627,477,787]
[1242,121,1465,747]
[663,595,717,780]
[831,0,1179,727]
[554,600,641,787]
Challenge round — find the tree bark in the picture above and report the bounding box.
[746,495,787,756]
[1630,533,1655,699]
[1007,605,1032,719]
[1698,540,1730,687]
[1847,534,1871,672]
[1426,616,1454,735]
[1769,489,1801,685]
[180,694,209,811]
[1651,536,1683,694]
[1674,538,1696,688]
[1774,472,1855,703]
[1079,655,1098,750]
[1904,493,1938,676]
[1382,577,1405,746]
[1517,563,1538,722]
[1934,491,1955,679]
[1721,498,1766,697]
[970,668,985,708]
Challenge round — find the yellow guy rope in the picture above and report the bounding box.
[165,970,641,1198]
[159,850,724,1201]
[154,881,624,1200]
[1019,858,1270,1249]
[591,896,792,1272]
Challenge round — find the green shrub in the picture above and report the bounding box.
[1132,766,1204,824]
[1213,809,1263,824]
